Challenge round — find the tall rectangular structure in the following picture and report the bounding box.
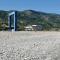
[8,11,17,31]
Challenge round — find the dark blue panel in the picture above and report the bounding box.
[8,11,17,31]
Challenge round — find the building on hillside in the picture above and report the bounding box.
[24,25,43,31]
[32,25,43,31]
[24,25,33,31]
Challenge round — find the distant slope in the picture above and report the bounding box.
[0,10,60,30]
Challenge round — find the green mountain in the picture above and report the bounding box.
[0,10,60,31]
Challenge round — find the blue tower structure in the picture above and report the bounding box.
[8,11,17,31]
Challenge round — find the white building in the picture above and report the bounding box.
[25,25,43,31]
[24,25,33,31]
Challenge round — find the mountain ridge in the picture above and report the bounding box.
[0,10,60,31]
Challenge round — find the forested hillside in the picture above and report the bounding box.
[0,10,60,31]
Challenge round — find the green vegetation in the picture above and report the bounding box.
[0,10,60,31]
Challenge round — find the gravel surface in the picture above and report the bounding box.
[0,31,60,60]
